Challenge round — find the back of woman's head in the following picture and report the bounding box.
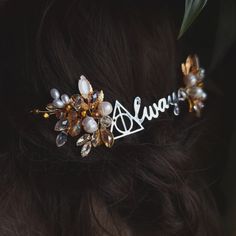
[0,0,221,235]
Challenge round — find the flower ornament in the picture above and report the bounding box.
[32,75,114,157]
[180,55,207,117]
[32,55,207,157]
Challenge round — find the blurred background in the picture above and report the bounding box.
[0,0,235,235]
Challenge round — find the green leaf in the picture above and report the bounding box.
[178,0,208,39]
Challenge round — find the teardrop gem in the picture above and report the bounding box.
[76,134,91,146]
[56,132,68,147]
[54,118,69,131]
[91,130,101,147]
[100,128,114,148]
[81,141,92,157]
[67,110,78,124]
[78,75,93,99]
[68,121,81,137]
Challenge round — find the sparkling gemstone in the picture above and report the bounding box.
[98,101,113,116]
[54,118,69,131]
[100,116,113,128]
[100,128,114,148]
[56,111,64,119]
[68,121,81,137]
[56,131,68,147]
[82,116,98,133]
[67,110,78,123]
[91,130,101,147]
[81,141,92,157]
[92,90,99,103]
[71,94,82,109]
[76,134,91,146]
[78,75,93,99]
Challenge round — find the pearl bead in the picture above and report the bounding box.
[185,73,197,87]
[78,75,92,99]
[50,88,60,100]
[198,68,205,80]
[61,94,70,104]
[189,87,206,100]
[82,116,98,133]
[98,101,113,116]
[53,99,64,108]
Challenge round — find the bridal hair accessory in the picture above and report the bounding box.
[32,55,207,157]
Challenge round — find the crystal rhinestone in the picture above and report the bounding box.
[71,94,82,109]
[78,75,93,99]
[67,110,78,123]
[100,128,114,148]
[54,118,69,131]
[68,121,81,137]
[76,134,91,146]
[56,111,64,119]
[81,141,92,157]
[100,116,113,128]
[91,90,99,103]
[56,131,68,147]
[91,130,101,147]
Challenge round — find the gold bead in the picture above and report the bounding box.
[65,104,72,112]
[81,110,87,117]
[43,113,50,119]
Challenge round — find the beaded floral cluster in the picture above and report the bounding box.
[32,55,207,157]
[180,55,207,116]
[32,76,114,157]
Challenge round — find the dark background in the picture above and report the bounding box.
[0,0,235,234]
[180,0,236,234]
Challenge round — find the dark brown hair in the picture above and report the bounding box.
[0,0,221,235]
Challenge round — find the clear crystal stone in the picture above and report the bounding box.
[54,118,69,131]
[91,130,101,147]
[92,90,99,103]
[100,128,114,148]
[76,134,91,146]
[56,132,68,147]
[68,122,81,137]
[81,141,92,157]
[100,116,113,128]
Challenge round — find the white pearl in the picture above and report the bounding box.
[50,88,60,100]
[189,87,206,100]
[185,73,197,87]
[98,101,113,116]
[78,75,93,99]
[53,99,64,108]
[61,94,70,104]
[198,68,205,80]
[82,116,98,133]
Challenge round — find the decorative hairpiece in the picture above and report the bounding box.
[32,55,207,157]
